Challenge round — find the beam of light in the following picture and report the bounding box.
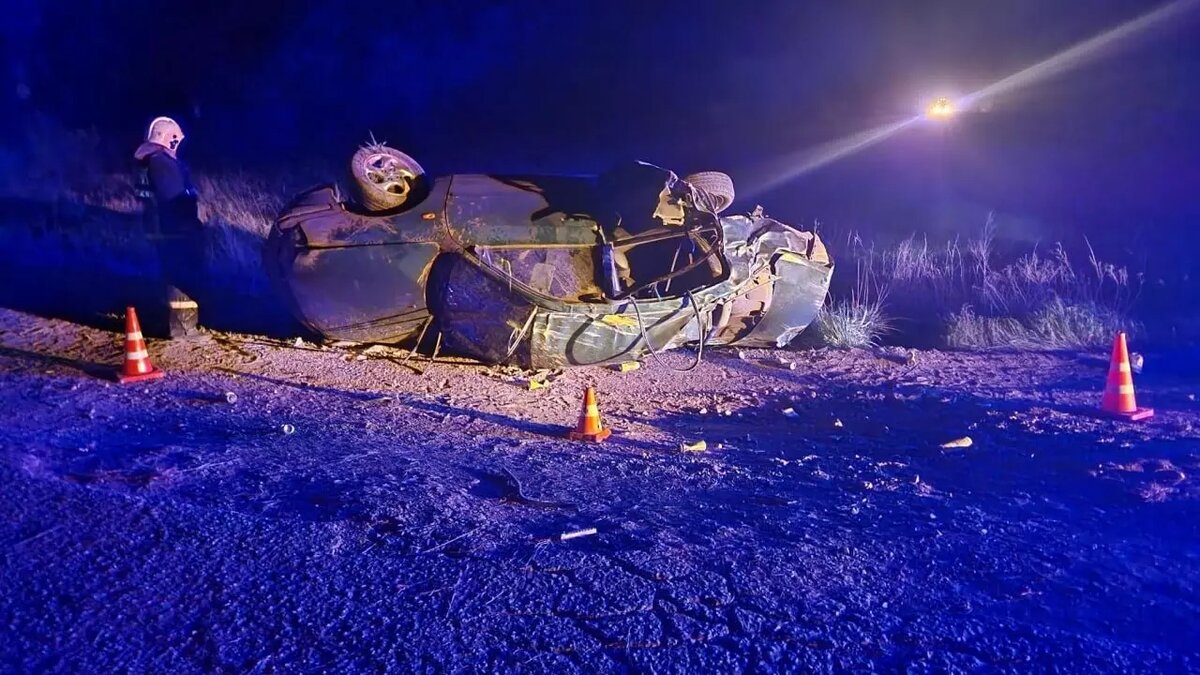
[960,0,1200,110]
[746,0,1200,197]
[748,117,922,196]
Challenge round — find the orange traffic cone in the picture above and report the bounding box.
[567,386,612,442]
[117,306,165,384]
[1100,332,1152,421]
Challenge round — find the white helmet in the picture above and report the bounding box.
[146,116,185,155]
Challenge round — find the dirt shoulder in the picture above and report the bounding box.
[1,308,1197,672]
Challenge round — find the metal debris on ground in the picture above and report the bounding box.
[281,424,296,435]
[223,392,238,404]
[679,440,708,453]
[611,361,641,372]
[487,468,576,509]
[558,528,597,542]
[940,436,973,449]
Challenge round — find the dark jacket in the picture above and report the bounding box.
[134,141,196,203]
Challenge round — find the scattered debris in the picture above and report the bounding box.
[479,468,576,509]
[558,527,597,542]
[1130,352,1144,374]
[940,436,973,449]
[223,391,238,404]
[833,418,844,428]
[611,361,641,373]
[782,407,799,418]
[281,424,296,435]
[535,527,598,544]
[679,440,708,453]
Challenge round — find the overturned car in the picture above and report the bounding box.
[265,151,833,369]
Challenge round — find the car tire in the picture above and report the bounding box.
[351,144,426,212]
[683,171,735,213]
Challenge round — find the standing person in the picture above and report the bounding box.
[133,116,202,339]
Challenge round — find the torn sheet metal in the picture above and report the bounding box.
[265,163,834,367]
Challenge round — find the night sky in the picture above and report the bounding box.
[3,0,1198,245]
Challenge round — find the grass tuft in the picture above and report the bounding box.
[823,213,1141,349]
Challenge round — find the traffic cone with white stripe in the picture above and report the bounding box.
[567,386,612,442]
[1100,332,1152,421]
[117,306,165,384]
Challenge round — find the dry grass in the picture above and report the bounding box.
[822,214,1140,349]
[0,115,319,290]
[813,254,893,348]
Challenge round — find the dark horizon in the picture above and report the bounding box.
[4,0,1199,247]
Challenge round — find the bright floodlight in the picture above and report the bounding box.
[925,96,956,119]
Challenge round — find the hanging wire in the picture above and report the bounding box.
[628,290,708,372]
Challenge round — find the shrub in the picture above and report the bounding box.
[826,214,1141,349]
[817,297,892,348]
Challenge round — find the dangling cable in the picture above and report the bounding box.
[628,290,707,372]
[502,307,538,363]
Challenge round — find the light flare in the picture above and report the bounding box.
[748,0,1200,196]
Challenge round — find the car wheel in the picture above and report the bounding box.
[683,171,735,213]
[351,143,426,212]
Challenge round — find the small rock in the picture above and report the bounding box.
[782,408,799,418]
[833,418,844,428]
[699,407,709,415]
[293,337,305,348]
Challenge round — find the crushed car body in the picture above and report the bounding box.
[265,159,833,369]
